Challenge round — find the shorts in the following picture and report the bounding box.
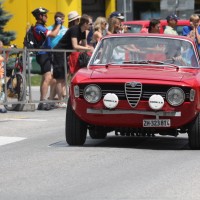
[52,52,67,79]
[36,53,52,75]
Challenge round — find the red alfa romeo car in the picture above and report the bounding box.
[66,33,200,149]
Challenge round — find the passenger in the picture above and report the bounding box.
[148,19,161,33]
[182,14,200,50]
[31,7,62,111]
[164,40,195,66]
[164,14,178,35]
[91,17,107,47]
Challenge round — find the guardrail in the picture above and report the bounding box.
[0,47,77,110]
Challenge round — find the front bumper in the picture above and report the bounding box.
[87,108,181,119]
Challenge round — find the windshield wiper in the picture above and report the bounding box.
[123,60,165,64]
[123,60,180,70]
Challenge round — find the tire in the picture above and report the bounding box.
[188,114,200,150]
[4,73,26,111]
[65,99,87,146]
[89,126,107,139]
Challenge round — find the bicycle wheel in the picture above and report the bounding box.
[4,73,26,111]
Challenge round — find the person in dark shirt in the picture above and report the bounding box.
[54,14,93,54]
[52,14,94,100]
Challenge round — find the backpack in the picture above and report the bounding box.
[23,26,41,49]
[68,51,92,74]
[78,51,92,68]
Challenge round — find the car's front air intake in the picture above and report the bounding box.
[125,82,142,108]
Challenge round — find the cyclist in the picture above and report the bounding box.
[31,7,62,110]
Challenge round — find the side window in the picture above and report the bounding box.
[176,26,184,35]
[125,25,143,33]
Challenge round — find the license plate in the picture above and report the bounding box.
[143,119,171,127]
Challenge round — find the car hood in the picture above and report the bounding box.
[90,66,194,81]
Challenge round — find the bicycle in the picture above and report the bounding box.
[3,45,26,111]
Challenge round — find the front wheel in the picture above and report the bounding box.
[65,99,87,146]
[4,73,26,111]
[188,114,200,149]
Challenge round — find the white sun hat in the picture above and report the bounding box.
[68,11,81,22]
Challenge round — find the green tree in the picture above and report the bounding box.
[0,1,16,45]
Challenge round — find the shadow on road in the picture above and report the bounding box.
[50,135,190,151]
[88,135,190,150]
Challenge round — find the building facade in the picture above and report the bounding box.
[116,0,200,21]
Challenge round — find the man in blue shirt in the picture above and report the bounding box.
[47,12,68,108]
[48,12,68,48]
[182,14,200,50]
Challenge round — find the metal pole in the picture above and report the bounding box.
[26,48,32,103]
[175,0,179,14]
[123,0,126,21]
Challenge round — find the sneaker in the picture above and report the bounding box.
[0,107,7,113]
[37,103,53,111]
[50,102,56,109]
[43,103,52,111]
[37,103,44,110]
[56,102,67,108]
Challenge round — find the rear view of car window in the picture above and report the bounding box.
[176,26,185,35]
[125,24,143,33]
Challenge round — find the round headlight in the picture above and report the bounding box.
[166,87,185,106]
[84,84,102,103]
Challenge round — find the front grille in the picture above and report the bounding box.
[79,83,191,104]
[125,82,142,108]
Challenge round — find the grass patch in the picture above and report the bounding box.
[30,74,41,86]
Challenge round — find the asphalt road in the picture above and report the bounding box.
[0,87,200,200]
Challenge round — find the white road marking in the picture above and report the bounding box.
[0,118,47,122]
[0,136,26,146]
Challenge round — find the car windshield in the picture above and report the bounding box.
[90,36,199,68]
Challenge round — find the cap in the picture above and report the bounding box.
[166,14,179,21]
[110,11,124,20]
[32,7,48,18]
[68,11,81,22]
